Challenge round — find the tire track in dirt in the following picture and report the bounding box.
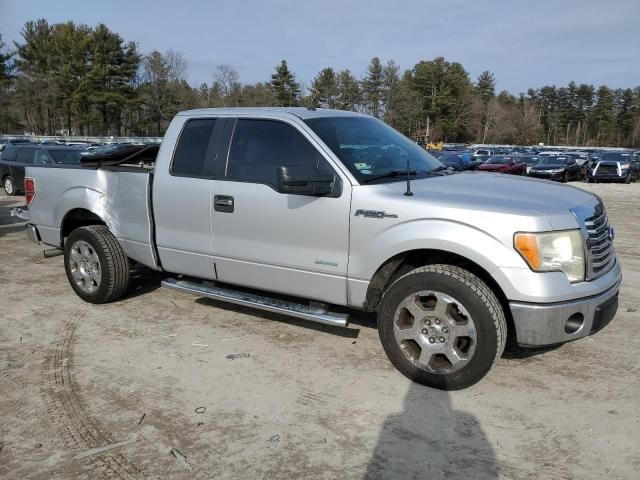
[42,305,144,479]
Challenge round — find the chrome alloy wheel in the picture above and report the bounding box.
[4,177,14,195]
[393,291,477,374]
[67,240,102,294]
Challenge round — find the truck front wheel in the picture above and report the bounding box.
[64,225,130,303]
[378,264,506,390]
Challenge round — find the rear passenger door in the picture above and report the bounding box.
[153,118,228,280]
[210,118,352,305]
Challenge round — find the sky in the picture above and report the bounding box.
[2,0,639,95]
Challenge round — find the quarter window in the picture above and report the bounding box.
[172,119,217,177]
[227,119,330,187]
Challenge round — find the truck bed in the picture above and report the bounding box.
[26,164,158,269]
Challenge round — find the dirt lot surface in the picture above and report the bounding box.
[1,182,639,479]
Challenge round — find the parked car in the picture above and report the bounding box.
[0,145,84,195]
[472,148,494,158]
[588,151,640,183]
[476,155,527,175]
[17,107,621,390]
[0,138,35,153]
[514,154,541,174]
[437,151,474,171]
[528,155,581,182]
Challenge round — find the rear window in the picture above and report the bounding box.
[49,149,83,164]
[16,148,35,163]
[171,119,217,177]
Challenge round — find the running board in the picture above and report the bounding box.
[161,278,349,328]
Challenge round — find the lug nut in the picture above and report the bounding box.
[439,337,445,343]
[442,327,448,333]
[421,328,428,334]
[435,319,441,325]
[425,319,431,326]
[429,337,435,344]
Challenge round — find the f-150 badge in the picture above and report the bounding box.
[354,209,398,219]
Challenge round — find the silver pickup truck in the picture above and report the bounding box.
[18,107,621,390]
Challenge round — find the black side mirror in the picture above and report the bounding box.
[277,165,335,196]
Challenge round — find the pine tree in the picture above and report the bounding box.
[362,57,383,117]
[270,60,300,106]
[310,67,337,108]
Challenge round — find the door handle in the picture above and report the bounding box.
[214,195,234,213]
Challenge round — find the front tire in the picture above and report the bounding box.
[3,175,16,196]
[378,264,506,390]
[64,225,130,303]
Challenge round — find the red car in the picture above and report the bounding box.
[477,155,527,175]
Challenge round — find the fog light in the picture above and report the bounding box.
[565,313,584,334]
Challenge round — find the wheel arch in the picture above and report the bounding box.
[60,208,106,244]
[363,248,513,334]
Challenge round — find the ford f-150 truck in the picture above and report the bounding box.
[17,107,621,390]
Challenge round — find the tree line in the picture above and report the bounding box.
[1,19,639,147]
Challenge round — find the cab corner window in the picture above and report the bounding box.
[171,119,216,177]
[227,119,330,187]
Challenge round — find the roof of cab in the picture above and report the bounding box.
[177,107,368,120]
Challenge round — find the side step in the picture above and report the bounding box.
[161,278,349,328]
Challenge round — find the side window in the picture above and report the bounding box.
[16,148,35,163]
[34,150,50,165]
[171,119,217,177]
[2,146,17,161]
[227,119,330,187]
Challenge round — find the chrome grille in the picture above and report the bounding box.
[584,206,615,279]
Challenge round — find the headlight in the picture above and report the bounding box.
[620,163,630,170]
[514,230,585,282]
[550,168,564,173]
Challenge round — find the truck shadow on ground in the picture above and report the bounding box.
[364,381,500,480]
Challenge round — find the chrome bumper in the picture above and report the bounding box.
[510,278,621,346]
[10,206,30,220]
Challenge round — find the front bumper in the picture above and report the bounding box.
[510,278,620,346]
[528,171,563,180]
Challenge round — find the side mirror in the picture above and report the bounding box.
[277,165,335,196]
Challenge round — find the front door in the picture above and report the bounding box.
[211,118,352,305]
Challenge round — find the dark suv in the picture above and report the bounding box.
[0,144,84,195]
[588,151,640,183]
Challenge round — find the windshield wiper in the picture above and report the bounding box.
[429,165,450,173]
[361,169,417,183]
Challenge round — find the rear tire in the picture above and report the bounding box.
[377,264,506,390]
[3,175,16,196]
[64,225,130,303]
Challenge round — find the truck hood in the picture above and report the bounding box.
[366,171,597,231]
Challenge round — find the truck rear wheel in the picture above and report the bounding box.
[64,225,130,303]
[378,264,506,390]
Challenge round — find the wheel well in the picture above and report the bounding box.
[60,209,105,244]
[364,249,512,330]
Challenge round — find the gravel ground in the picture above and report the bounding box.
[0,181,639,479]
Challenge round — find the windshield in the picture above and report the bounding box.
[600,152,631,162]
[304,116,442,183]
[539,156,568,165]
[49,149,83,164]
[519,156,540,164]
